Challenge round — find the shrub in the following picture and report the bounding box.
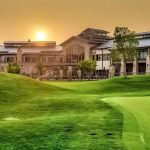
[7,63,20,74]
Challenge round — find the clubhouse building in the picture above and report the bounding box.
[0,28,150,78]
[0,41,65,77]
[93,32,150,77]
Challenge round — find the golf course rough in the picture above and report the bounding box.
[1,73,150,150]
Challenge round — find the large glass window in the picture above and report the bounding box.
[66,44,85,63]
[137,50,147,60]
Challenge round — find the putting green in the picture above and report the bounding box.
[103,97,150,150]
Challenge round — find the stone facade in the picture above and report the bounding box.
[0,41,65,78]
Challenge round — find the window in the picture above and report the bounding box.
[98,55,102,61]
[96,54,110,61]
[32,57,38,63]
[92,55,95,60]
[60,57,63,63]
[6,57,15,62]
[96,55,99,61]
[48,57,55,63]
[137,50,147,60]
[41,57,45,63]
[66,44,85,63]
[25,57,30,63]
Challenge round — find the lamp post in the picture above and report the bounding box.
[101,49,104,77]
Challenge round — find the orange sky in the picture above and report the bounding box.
[0,0,150,44]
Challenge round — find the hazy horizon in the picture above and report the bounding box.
[0,0,150,44]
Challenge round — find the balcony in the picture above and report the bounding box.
[137,57,146,61]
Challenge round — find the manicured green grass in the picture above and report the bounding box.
[0,73,150,150]
[103,97,150,150]
[0,73,125,150]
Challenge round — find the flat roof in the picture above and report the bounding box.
[3,41,57,48]
[4,41,56,44]
[0,45,63,54]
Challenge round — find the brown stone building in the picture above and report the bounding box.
[0,41,65,77]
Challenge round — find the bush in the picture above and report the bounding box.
[7,63,20,74]
[79,60,96,79]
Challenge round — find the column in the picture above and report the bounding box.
[67,66,72,81]
[146,48,150,74]
[109,65,115,78]
[60,69,63,80]
[77,69,81,80]
[133,57,138,75]
[17,47,23,65]
[4,64,8,73]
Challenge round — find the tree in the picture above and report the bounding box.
[112,27,139,78]
[37,63,44,76]
[79,59,96,79]
[7,63,20,74]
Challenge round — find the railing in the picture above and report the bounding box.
[42,62,79,66]
[137,58,146,61]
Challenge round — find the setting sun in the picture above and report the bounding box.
[36,32,46,41]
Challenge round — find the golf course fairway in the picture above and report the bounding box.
[103,97,150,150]
[1,72,150,149]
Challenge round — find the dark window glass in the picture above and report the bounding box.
[96,55,99,61]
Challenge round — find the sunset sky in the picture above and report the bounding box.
[0,0,150,44]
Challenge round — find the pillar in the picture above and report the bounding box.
[133,57,138,75]
[109,65,115,78]
[67,66,72,81]
[17,47,23,65]
[1,56,5,63]
[77,69,81,80]
[146,48,150,74]
[4,64,8,73]
[49,70,54,79]
[60,69,63,80]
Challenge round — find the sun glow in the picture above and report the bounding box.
[36,31,46,41]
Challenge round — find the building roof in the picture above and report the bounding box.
[136,32,150,36]
[0,44,63,54]
[60,36,91,46]
[93,40,113,49]
[93,38,150,50]
[60,28,112,46]
[81,28,109,34]
[78,28,112,44]
[3,41,56,48]
[4,41,56,44]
